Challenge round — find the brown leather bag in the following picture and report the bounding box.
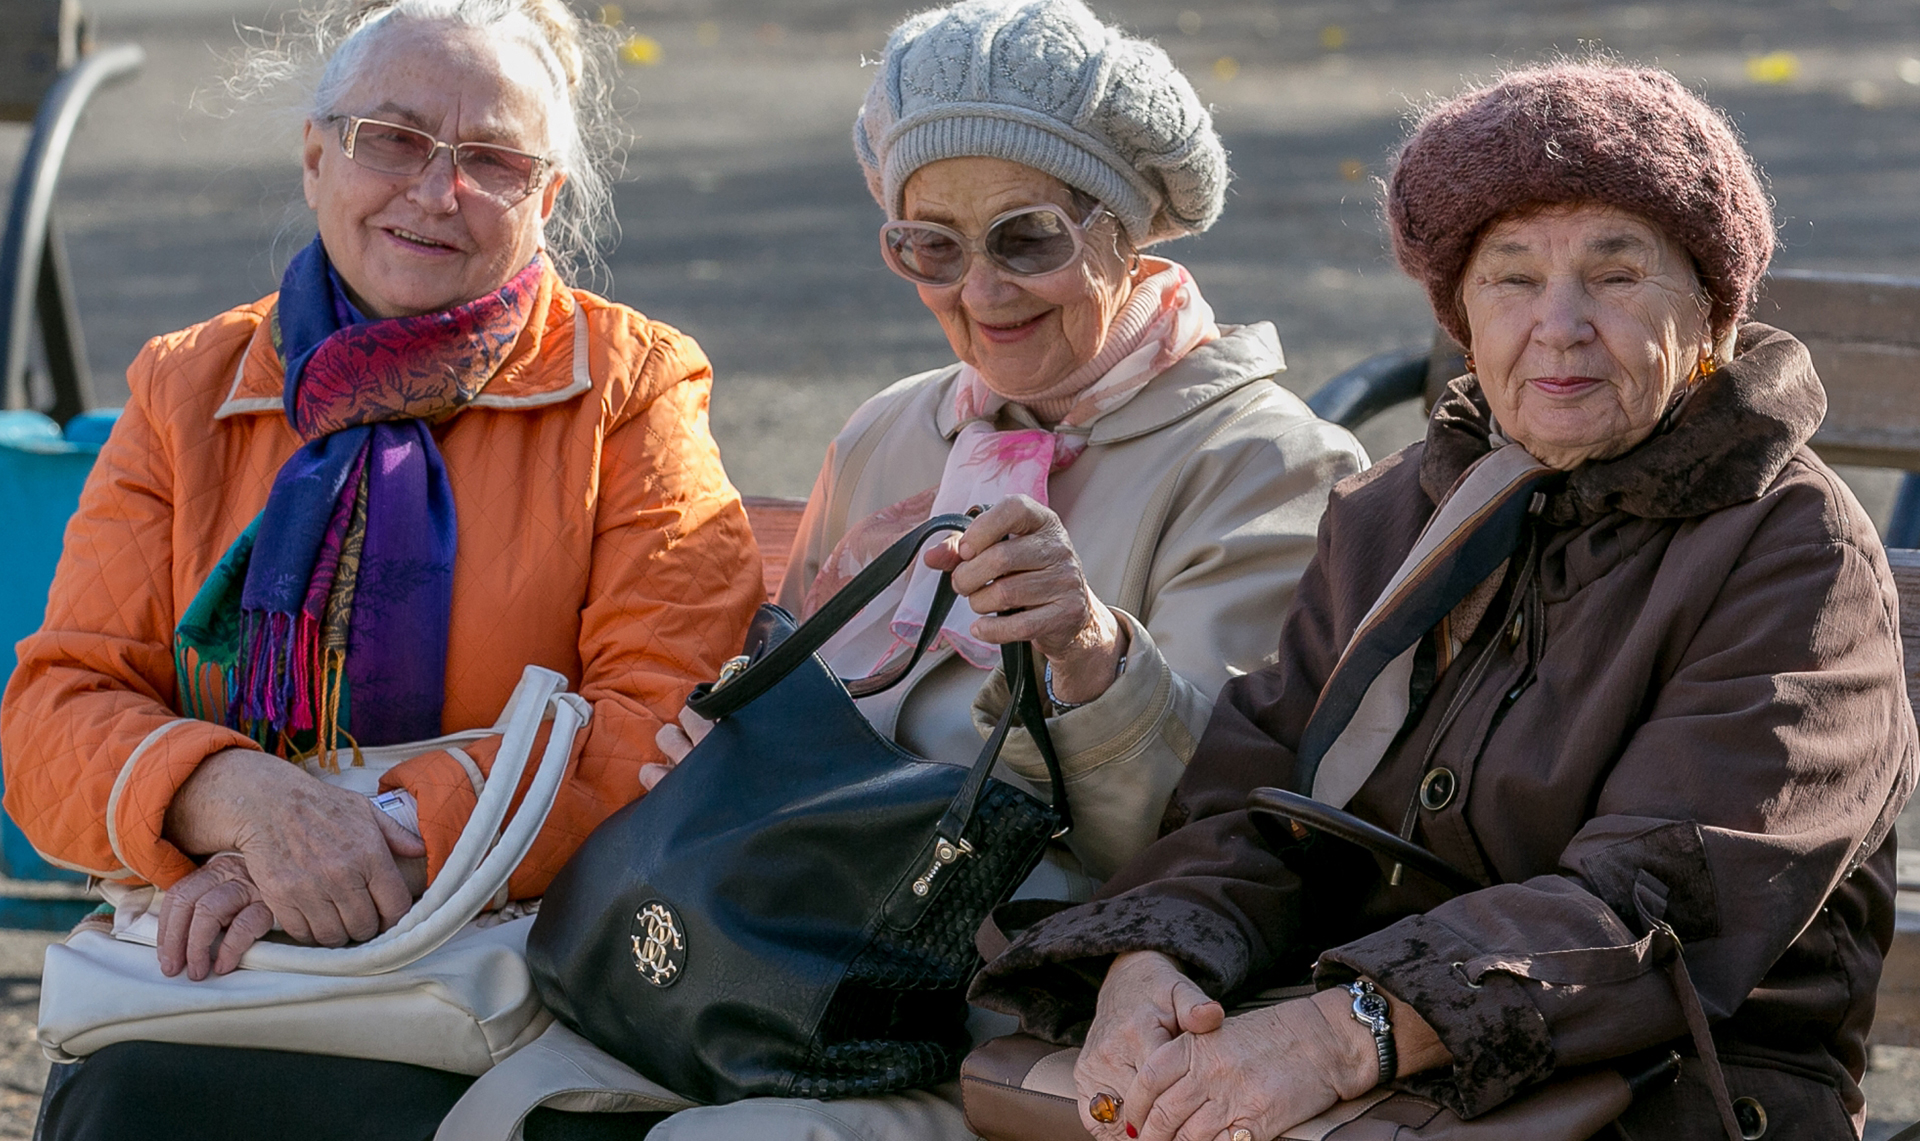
[959,1032,1636,1141]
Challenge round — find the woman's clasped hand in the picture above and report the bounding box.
[154,747,429,979]
[1074,953,1452,1141]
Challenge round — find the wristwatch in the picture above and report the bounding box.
[1347,979,1396,1089]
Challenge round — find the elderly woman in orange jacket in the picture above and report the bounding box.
[0,2,760,1136]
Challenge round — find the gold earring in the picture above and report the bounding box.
[1694,352,1718,380]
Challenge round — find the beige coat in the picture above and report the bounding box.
[778,324,1367,881]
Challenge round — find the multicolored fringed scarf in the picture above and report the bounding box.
[808,258,1219,673]
[175,237,542,762]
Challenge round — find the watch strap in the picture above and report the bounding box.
[1347,980,1396,1088]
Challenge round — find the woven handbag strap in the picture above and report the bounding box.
[688,512,974,720]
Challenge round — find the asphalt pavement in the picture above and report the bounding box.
[1,0,1919,1135]
[7,0,1920,496]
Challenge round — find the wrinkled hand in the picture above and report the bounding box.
[646,705,714,790]
[164,749,425,954]
[156,853,273,979]
[922,495,1126,705]
[1075,951,1225,1139]
[1123,989,1371,1141]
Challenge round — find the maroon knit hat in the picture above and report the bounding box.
[1387,62,1774,348]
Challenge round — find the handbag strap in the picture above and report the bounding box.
[688,512,976,720]
[935,640,1072,842]
[689,509,1074,843]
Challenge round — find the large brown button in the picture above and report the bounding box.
[1418,767,1457,811]
[1733,1097,1767,1139]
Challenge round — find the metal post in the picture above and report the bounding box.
[35,207,91,422]
[0,41,142,416]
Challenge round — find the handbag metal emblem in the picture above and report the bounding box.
[630,900,687,987]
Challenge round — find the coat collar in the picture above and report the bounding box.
[1419,323,1826,523]
[930,322,1286,443]
[213,266,590,421]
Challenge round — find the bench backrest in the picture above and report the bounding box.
[1756,271,1920,472]
[1876,548,1920,1046]
[741,495,806,602]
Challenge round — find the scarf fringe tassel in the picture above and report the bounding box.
[177,612,359,771]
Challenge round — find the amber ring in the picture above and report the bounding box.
[1087,1091,1123,1124]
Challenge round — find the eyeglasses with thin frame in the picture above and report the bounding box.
[879,202,1110,287]
[327,114,552,203]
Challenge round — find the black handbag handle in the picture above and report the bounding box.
[935,640,1072,843]
[686,511,1072,838]
[1246,786,1479,896]
[688,513,976,721]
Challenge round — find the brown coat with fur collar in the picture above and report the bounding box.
[972,325,1917,1137]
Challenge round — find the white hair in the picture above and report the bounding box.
[227,0,621,284]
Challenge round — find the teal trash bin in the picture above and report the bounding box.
[0,408,120,927]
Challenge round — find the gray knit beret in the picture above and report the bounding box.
[1388,61,1774,347]
[854,0,1227,246]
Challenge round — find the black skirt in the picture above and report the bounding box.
[36,1042,670,1141]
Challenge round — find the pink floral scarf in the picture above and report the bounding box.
[810,258,1218,672]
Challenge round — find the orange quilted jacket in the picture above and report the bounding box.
[1,269,763,898]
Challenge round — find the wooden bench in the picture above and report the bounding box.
[1755,272,1920,1046]
[1877,550,1920,1047]
[741,495,807,602]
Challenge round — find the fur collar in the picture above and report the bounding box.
[1419,323,1826,524]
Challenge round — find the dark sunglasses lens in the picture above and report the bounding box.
[351,122,437,174]
[886,226,965,284]
[456,144,538,198]
[986,209,1077,275]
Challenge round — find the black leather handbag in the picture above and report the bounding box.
[527,513,1072,1105]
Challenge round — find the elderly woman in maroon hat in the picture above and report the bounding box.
[969,61,1916,1141]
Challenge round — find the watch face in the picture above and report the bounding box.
[1353,992,1390,1030]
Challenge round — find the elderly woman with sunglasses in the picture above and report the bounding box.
[1,2,762,1137]
[642,2,1362,1138]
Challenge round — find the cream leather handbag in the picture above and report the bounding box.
[36,664,588,1075]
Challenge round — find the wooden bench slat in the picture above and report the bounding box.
[742,495,807,603]
[1757,272,1920,472]
[1877,548,1920,1046]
